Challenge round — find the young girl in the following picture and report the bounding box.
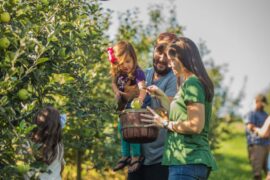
[108,41,146,173]
[25,106,65,180]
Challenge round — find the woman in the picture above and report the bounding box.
[141,37,217,180]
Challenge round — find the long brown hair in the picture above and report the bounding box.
[32,106,62,164]
[167,37,214,102]
[110,41,138,78]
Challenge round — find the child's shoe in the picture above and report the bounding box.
[112,156,131,171]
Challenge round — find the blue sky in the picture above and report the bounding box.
[101,0,270,115]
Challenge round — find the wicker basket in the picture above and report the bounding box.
[120,109,159,143]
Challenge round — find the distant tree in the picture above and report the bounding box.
[264,87,270,114]
[198,40,246,148]
[115,3,183,68]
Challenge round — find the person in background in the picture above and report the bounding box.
[245,94,270,180]
[25,106,65,180]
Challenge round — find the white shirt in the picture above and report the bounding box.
[25,144,64,180]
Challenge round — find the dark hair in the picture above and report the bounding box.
[255,94,268,105]
[32,106,62,164]
[167,37,214,102]
[156,32,178,45]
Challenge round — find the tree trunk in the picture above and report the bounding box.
[76,149,82,180]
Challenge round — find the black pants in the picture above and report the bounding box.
[128,163,168,180]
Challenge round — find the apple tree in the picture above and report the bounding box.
[0,0,117,178]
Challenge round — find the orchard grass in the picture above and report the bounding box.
[62,162,126,180]
[209,122,252,180]
[63,122,254,179]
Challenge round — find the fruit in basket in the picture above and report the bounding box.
[131,99,141,109]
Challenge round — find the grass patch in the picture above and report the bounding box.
[63,122,256,179]
[209,122,252,180]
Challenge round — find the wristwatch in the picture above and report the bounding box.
[162,120,169,128]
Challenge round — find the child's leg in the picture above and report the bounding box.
[130,143,141,157]
[118,120,130,157]
[113,121,131,171]
[128,143,143,173]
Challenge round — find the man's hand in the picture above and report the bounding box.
[146,85,166,99]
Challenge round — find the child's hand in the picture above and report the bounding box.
[115,90,127,101]
[115,91,121,101]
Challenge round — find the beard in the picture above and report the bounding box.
[153,61,171,76]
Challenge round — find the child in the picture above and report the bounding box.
[25,106,65,180]
[107,41,146,173]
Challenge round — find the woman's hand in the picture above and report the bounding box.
[141,106,167,128]
[146,85,166,100]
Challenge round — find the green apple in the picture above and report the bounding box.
[0,37,10,49]
[0,12,11,23]
[11,0,20,5]
[41,0,49,6]
[18,89,29,100]
[59,48,66,58]
[16,161,30,174]
[131,99,141,109]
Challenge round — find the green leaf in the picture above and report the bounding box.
[19,120,26,130]
[36,58,49,65]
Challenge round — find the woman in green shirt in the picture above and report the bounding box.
[141,37,217,180]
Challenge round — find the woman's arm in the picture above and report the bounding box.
[254,116,270,138]
[141,103,205,134]
[168,103,205,134]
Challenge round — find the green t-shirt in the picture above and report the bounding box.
[162,75,217,170]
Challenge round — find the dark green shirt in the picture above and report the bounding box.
[162,75,217,170]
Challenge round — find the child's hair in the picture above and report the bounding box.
[31,106,62,165]
[109,41,138,77]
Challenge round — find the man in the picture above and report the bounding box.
[128,32,178,180]
[245,94,270,180]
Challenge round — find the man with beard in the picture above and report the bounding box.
[245,94,270,180]
[128,32,178,180]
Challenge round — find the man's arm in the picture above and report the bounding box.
[245,111,257,133]
[164,73,177,103]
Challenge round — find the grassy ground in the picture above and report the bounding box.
[209,122,252,180]
[63,122,254,180]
